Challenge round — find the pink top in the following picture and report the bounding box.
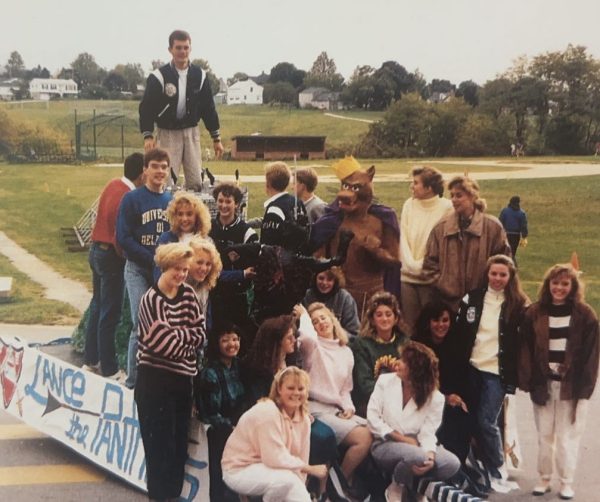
[221,399,311,480]
[298,312,355,412]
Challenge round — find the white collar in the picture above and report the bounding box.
[121,176,135,190]
[263,192,287,208]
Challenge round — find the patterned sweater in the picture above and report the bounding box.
[137,283,205,376]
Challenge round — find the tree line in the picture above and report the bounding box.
[4,44,600,155]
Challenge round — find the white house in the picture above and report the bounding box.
[226,79,263,105]
[298,87,340,110]
[0,78,20,100]
[29,78,78,100]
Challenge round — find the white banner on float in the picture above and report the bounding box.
[0,335,209,501]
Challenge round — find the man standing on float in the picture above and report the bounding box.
[139,29,224,190]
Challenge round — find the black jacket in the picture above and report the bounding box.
[455,287,523,392]
[260,193,308,250]
[139,62,220,138]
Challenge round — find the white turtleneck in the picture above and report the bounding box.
[470,287,505,374]
[400,195,453,283]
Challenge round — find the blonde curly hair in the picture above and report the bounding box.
[188,237,222,290]
[166,191,211,237]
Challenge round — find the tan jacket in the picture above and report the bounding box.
[422,210,510,310]
[519,302,599,406]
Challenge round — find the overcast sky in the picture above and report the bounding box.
[5,0,600,85]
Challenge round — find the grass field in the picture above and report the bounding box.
[1,100,374,157]
[0,160,598,323]
[0,254,80,324]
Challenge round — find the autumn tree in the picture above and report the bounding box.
[341,66,376,109]
[5,51,25,78]
[303,52,344,91]
[70,53,106,90]
[111,63,145,93]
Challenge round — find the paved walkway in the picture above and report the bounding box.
[0,231,91,313]
[0,323,75,344]
[97,160,600,183]
[323,112,375,123]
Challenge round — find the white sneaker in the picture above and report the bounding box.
[490,476,520,493]
[385,481,404,502]
[82,363,100,374]
[106,369,127,384]
[559,483,574,500]
[532,478,551,495]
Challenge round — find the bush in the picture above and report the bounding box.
[452,114,510,156]
[0,110,71,161]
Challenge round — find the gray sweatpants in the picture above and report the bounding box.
[371,440,460,486]
[157,126,202,190]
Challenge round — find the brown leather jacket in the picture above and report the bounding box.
[519,302,599,406]
[422,210,510,311]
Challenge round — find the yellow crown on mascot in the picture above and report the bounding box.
[332,155,362,180]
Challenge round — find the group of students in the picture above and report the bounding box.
[84,150,598,502]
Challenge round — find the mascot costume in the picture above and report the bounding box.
[310,156,401,315]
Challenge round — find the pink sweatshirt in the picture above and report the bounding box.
[221,399,311,480]
[298,312,355,412]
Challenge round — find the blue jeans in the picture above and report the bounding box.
[469,366,505,476]
[84,242,124,376]
[124,259,153,388]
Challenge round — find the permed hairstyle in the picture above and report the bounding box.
[124,152,144,182]
[268,367,310,417]
[295,167,319,193]
[410,166,445,197]
[169,30,191,48]
[484,254,530,320]
[307,302,349,346]
[154,242,193,272]
[188,237,223,290]
[400,341,440,409]
[413,300,455,343]
[265,161,291,192]
[205,322,241,362]
[166,191,211,237]
[538,263,584,309]
[448,175,486,212]
[360,291,410,338]
[144,147,170,167]
[246,315,297,374]
[212,182,244,205]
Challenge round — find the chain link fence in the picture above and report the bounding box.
[75,109,140,161]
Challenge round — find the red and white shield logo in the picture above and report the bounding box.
[0,340,24,408]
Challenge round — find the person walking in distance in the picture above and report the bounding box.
[498,195,528,263]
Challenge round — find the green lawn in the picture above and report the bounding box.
[0,161,598,322]
[0,254,81,324]
[1,100,373,157]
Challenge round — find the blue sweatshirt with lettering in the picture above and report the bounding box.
[116,186,172,269]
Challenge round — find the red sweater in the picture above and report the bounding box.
[91,177,134,247]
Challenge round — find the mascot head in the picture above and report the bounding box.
[332,156,375,214]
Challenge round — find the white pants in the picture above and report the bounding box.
[156,126,202,190]
[223,463,311,502]
[533,381,589,484]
